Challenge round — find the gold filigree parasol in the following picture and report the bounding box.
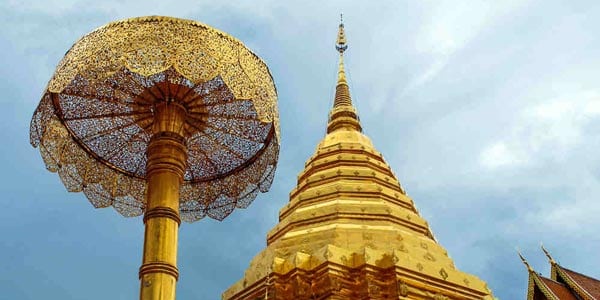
[29,16,279,299]
[30,16,279,221]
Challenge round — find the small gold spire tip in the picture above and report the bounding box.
[336,13,347,53]
[335,14,348,85]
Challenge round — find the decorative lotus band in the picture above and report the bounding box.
[146,132,188,181]
[139,261,180,280]
[143,207,181,225]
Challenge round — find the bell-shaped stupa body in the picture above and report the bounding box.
[223,20,494,300]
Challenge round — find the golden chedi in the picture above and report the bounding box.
[223,19,493,300]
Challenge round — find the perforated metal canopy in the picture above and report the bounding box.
[30,16,279,221]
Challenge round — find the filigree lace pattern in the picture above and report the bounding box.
[30,16,279,221]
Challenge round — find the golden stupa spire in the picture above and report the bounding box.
[336,14,348,86]
[328,14,362,133]
[223,15,494,300]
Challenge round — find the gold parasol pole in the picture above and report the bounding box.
[139,102,187,299]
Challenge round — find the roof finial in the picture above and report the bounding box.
[336,14,347,54]
[335,14,348,86]
[541,243,557,264]
[517,248,534,272]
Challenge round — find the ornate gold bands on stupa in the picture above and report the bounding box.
[333,55,352,108]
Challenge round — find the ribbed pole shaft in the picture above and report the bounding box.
[139,102,187,300]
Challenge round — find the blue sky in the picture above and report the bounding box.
[2,0,600,299]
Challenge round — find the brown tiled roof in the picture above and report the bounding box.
[561,267,600,299]
[539,276,579,300]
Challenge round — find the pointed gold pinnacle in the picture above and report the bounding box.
[517,248,534,272]
[336,13,347,53]
[335,14,348,87]
[541,243,557,264]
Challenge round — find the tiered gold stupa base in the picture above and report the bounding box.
[225,244,492,300]
[223,130,493,300]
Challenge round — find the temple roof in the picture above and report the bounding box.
[538,276,578,300]
[523,247,600,300]
[556,264,600,299]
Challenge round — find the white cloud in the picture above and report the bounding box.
[480,92,600,169]
[535,199,600,232]
[406,0,530,90]
[480,141,522,169]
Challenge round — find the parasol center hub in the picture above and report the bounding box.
[146,100,188,180]
[152,100,188,136]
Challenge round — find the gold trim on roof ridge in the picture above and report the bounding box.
[531,273,560,300]
[555,265,596,300]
